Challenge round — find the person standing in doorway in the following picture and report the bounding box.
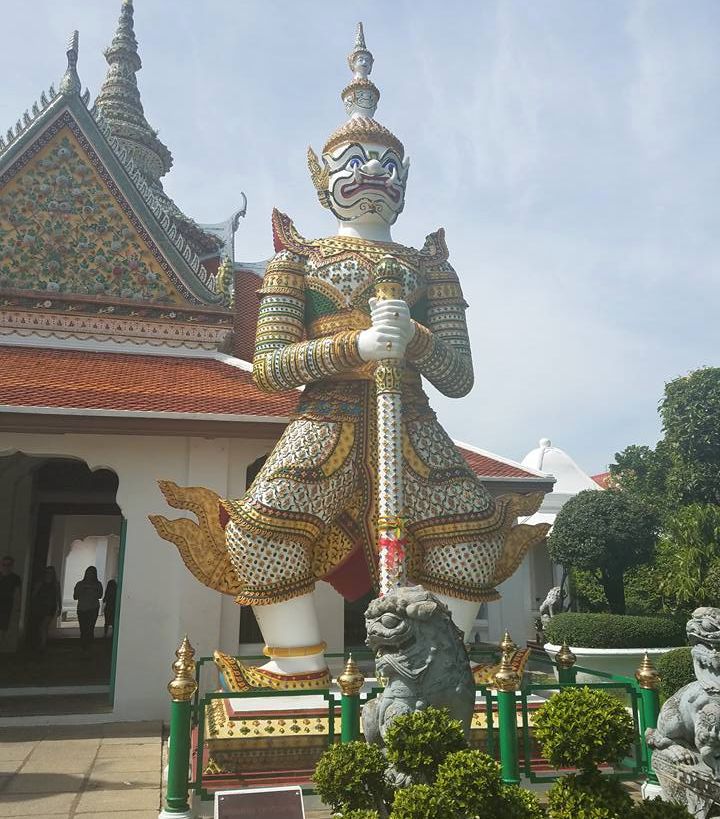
[30,566,61,652]
[74,566,103,653]
[0,556,22,650]
[103,578,117,638]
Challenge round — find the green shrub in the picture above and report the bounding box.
[312,741,386,813]
[499,783,546,818]
[534,687,635,771]
[545,612,686,649]
[546,771,632,819]
[434,750,501,815]
[656,646,694,701]
[385,706,466,783]
[336,812,381,819]
[630,797,693,817]
[388,783,451,819]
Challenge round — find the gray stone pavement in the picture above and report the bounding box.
[0,721,336,818]
[0,721,163,818]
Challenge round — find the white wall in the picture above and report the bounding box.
[490,552,534,645]
[0,431,277,721]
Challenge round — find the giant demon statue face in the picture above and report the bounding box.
[308,140,410,226]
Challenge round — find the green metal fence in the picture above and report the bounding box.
[160,638,662,814]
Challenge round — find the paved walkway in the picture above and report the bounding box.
[0,721,163,818]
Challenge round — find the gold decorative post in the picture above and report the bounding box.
[167,635,198,702]
[338,654,365,742]
[556,641,577,685]
[636,651,661,787]
[163,636,197,817]
[494,632,520,692]
[494,631,521,785]
[635,651,661,691]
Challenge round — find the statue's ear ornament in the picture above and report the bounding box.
[307,146,331,208]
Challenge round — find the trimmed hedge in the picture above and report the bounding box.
[656,646,695,700]
[534,687,635,771]
[545,612,686,649]
[630,797,693,817]
[546,771,631,819]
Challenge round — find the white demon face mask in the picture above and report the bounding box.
[323,141,410,225]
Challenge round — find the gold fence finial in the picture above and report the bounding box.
[635,651,661,690]
[167,635,198,702]
[556,641,577,669]
[338,653,365,696]
[494,630,520,692]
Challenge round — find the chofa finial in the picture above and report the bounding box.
[59,30,82,95]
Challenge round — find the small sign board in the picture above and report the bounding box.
[214,786,305,819]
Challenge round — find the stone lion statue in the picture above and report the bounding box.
[362,585,475,749]
[647,607,720,817]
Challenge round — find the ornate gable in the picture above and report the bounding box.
[0,118,186,305]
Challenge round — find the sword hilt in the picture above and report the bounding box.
[373,255,404,302]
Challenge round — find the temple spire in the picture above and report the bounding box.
[94,0,173,189]
[59,31,82,96]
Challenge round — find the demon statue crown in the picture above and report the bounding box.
[150,23,550,691]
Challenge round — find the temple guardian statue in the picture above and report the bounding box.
[152,24,549,691]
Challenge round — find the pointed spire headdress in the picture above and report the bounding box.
[309,23,404,205]
[323,22,403,157]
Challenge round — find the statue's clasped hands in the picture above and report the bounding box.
[357,297,416,362]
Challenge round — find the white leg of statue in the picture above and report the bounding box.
[432,592,482,643]
[253,592,327,675]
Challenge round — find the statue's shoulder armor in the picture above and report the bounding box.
[420,228,464,299]
[271,209,316,258]
[420,228,450,266]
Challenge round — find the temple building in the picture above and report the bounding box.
[519,438,604,606]
[0,3,560,721]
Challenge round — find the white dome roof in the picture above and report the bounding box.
[522,438,600,496]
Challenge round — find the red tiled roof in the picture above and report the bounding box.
[592,471,611,488]
[232,268,262,362]
[0,346,298,417]
[0,346,547,481]
[458,447,543,480]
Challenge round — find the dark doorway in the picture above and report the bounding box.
[0,453,123,712]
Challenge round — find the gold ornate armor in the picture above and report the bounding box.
[220,210,543,607]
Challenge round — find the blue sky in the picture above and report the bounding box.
[2,1,718,474]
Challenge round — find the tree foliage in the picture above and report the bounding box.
[662,367,720,505]
[548,489,659,614]
[656,503,720,610]
[610,442,673,512]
